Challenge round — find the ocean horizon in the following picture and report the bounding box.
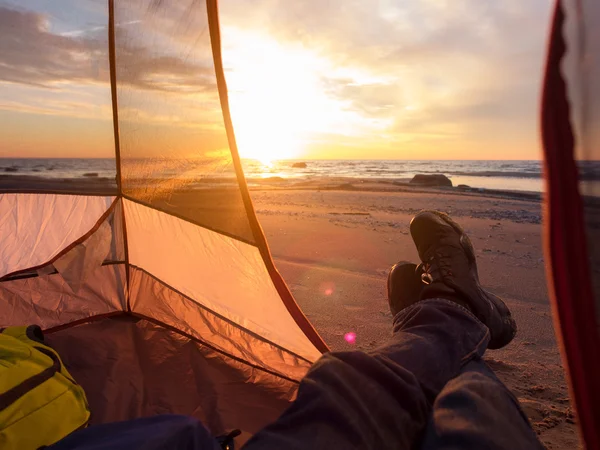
[1,158,599,193]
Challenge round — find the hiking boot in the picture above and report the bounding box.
[387,261,425,317]
[410,210,517,349]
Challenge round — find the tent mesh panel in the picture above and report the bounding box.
[114,0,254,243]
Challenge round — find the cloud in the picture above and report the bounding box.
[0,4,216,93]
[220,0,553,157]
[1,0,555,159]
[223,0,549,69]
[0,6,107,87]
[115,46,215,94]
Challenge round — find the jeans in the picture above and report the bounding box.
[244,299,544,450]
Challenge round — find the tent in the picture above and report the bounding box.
[0,0,328,440]
[1,0,600,447]
[541,1,600,448]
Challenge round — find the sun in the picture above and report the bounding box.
[230,108,302,165]
[223,29,351,164]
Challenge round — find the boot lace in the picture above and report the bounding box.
[418,252,454,285]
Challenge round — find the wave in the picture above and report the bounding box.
[449,171,542,179]
[449,169,599,181]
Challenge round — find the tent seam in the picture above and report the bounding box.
[0,261,125,282]
[107,0,130,311]
[121,198,131,312]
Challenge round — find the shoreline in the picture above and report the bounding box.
[0,174,543,202]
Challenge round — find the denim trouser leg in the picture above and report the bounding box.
[244,299,541,449]
[421,359,543,450]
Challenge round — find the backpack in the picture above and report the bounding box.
[0,325,90,449]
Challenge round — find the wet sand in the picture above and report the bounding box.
[254,185,580,449]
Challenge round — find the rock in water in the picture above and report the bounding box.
[292,162,307,168]
[410,174,452,187]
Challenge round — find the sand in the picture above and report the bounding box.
[254,184,581,449]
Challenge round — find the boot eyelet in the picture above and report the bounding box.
[421,272,434,285]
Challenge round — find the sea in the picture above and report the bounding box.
[1,158,599,194]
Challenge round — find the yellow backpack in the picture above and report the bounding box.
[0,325,90,449]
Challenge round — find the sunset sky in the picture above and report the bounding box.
[0,0,553,161]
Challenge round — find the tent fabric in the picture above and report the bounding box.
[541,1,600,448]
[560,0,600,313]
[0,264,125,329]
[0,2,113,194]
[0,0,328,438]
[202,0,330,355]
[0,194,115,277]
[114,0,254,244]
[129,266,312,380]
[125,199,321,362]
[0,198,126,328]
[45,316,296,439]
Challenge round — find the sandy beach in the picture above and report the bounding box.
[254,182,580,449]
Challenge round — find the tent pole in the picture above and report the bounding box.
[108,0,131,311]
[205,0,329,354]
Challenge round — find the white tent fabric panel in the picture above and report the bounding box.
[0,194,115,277]
[0,264,125,329]
[124,199,321,362]
[129,266,312,381]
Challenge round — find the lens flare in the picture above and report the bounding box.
[320,281,335,296]
[344,332,357,345]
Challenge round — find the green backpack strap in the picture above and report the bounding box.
[0,325,45,342]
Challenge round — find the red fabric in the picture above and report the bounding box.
[541,2,600,447]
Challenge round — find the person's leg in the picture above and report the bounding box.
[243,299,490,450]
[244,210,537,449]
[411,211,542,448]
[422,359,543,450]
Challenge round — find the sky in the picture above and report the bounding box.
[0,0,554,161]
